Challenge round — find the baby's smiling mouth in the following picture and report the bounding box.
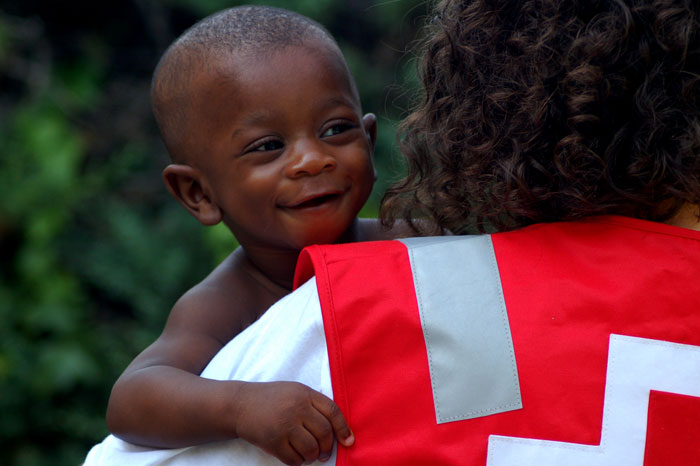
[289,193,341,209]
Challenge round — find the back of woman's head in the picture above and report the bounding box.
[383,0,700,233]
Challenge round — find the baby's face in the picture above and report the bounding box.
[187,43,376,251]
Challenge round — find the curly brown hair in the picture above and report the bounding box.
[381,0,700,234]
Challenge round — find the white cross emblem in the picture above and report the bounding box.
[487,335,700,466]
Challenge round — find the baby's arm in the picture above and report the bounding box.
[106,253,353,465]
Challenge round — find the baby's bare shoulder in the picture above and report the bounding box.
[167,250,272,344]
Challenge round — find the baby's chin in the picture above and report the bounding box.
[293,223,354,249]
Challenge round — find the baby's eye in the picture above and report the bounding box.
[322,123,354,137]
[248,139,284,153]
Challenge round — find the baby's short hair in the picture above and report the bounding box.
[164,5,334,59]
[152,5,340,161]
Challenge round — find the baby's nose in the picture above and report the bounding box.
[285,149,337,178]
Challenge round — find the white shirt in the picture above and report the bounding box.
[83,278,334,466]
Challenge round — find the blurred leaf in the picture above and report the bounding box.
[33,340,100,393]
[0,17,9,62]
[56,59,103,108]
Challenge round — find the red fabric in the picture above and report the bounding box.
[296,241,435,466]
[295,216,700,466]
[494,217,700,451]
[643,391,700,466]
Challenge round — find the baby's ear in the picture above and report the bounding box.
[362,113,377,152]
[162,164,222,226]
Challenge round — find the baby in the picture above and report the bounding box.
[105,6,406,466]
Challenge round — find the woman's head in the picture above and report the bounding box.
[383,0,700,233]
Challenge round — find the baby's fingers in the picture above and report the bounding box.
[310,394,354,447]
[289,428,321,465]
[274,442,306,466]
[301,411,335,461]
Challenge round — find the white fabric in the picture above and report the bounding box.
[83,278,335,466]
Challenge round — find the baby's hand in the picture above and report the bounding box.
[233,381,354,466]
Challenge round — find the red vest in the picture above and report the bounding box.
[294,216,700,466]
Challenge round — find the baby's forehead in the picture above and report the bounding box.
[191,38,358,99]
[155,5,346,97]
[152,6,359,161]
[225,38,349,76]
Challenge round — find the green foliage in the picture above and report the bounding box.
[0,1,428,464]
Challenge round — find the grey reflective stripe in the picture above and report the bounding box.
[399,235,522,424]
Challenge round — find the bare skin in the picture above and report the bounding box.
[667,203,700,231]
[107,34,414,465]
[106,219,405,465]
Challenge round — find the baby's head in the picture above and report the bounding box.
[153,6,376,251]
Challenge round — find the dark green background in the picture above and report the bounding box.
[0,1,428,464]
